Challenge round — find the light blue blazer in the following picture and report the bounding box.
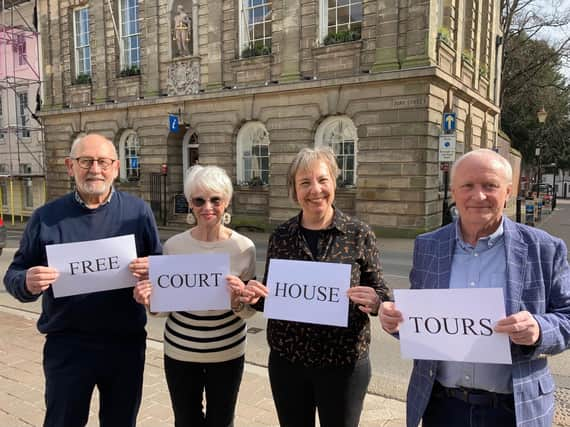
[405,217,570,427]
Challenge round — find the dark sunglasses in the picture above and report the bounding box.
[191,196,223,207]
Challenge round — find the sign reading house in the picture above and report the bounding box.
[264,259,351,327]
[149,253,230,312]
[394,288,512,364]
[46,235,138,298]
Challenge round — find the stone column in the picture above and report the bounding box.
[371,0,400,72]
[401,0,436,68]
[206,0,223,90]
[143,0,160,96]
[192,3,199,56]
[92,0,108,103]
[279,0,301,82]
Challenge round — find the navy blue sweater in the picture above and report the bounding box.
[3,191,162,338]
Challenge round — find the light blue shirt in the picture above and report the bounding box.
[436,217,513,394]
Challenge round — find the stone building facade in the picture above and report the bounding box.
[38,0,509,232]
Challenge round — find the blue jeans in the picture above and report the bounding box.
[268,351,371,427]
[423,382,516,427]
[164,354,244,427]
[43,333,145,427]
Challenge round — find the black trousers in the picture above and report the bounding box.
[423,382,516,427]
[164,354,245,427]
[268,351,371,427]
[42,333,146,427]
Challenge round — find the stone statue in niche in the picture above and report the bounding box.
[173,4,192,57]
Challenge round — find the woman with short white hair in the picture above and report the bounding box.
[132,165,256,427]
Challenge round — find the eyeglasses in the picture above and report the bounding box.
[73,157,117,170]
[191,197,223,207]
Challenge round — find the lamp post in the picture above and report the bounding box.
[536,107,548,206]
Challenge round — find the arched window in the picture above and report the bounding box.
[236,121,270,186]
[119,130,140,182]
[315,116,358,187]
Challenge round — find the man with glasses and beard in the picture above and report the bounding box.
[3,133,162,427]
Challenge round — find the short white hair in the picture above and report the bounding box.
[69,134,117,158]
[184,165,233,203]
[450,149,512,185]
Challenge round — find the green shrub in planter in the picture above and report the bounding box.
[75,73,91,84]
[119,65,141,77]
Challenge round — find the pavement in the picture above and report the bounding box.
[0,199,569,426]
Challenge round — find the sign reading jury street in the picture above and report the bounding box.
[149,253,230,312]
[394,288,512,364]
[264,259,351,327]
[46,234,138,298]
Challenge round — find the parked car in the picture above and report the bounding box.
[0,217,6,256]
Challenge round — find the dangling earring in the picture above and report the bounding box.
[223,211,232,225]
[186,209,196,225]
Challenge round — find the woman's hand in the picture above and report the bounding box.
[347,286,381,314]
[241,279,269,305]
[226,275,246,308]
[133,279,153,307]
[129,257,150,280]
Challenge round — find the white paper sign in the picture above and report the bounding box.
[394,288,512,364]
[149,253,230,312]
[46,235,138,298]
[264,259,351,327]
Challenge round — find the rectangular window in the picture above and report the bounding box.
[19,163,32,174]
[120,0,140,69]
[16,93,30,138]
[22,178,33,209]
[0,181,7,208]
[74,7,91,78]
[16,34,27,66]
[240,0,272,55]
[320,0,362,43]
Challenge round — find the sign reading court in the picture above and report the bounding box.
[149,253,230,312]
[264,259,351,327]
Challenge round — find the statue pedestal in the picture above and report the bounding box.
[167,57,201,96]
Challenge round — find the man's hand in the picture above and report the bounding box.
[25,266,59,295]
[129,257,149,280]
[133,280,152,307]
[379,301,403,334]
[494,310,540,346]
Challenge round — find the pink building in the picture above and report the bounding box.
[0,0,45,219]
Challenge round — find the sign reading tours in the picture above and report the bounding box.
[394,288,512,364]
[46,235,138,298]
[264,259,351,327]
[149,253,230,312]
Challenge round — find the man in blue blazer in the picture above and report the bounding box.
[380,149,570,427]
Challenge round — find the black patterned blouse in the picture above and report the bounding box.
[254,208,390,367]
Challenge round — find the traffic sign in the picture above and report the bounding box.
[439,134,456,162]
[442,112,456,133]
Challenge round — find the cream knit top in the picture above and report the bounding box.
[162,229,256,363]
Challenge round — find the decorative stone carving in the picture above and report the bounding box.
[167,59,200,95]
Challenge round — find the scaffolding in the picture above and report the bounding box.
[0,0,46,223]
